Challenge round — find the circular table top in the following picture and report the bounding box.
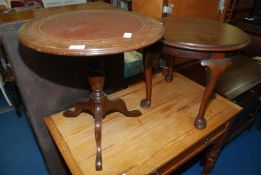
[161,17,250,52]
[18,10,164,56]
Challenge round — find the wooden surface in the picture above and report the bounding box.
[45,73,241,174]
[132,0,167,19]
[161,16,250,51]
[216,56,261,99]
[18,10,164,56]
[132,0,233,22]
[177,55,261,100]
[0,2,114,24]
[168,0,231,21]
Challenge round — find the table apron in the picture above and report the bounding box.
[152,120,231,175]
[162,46,212,60]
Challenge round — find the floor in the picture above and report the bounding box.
[0,92,261,175]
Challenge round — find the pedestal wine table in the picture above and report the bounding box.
[18,10,164,170]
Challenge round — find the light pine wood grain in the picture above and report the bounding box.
[45,73,241,175]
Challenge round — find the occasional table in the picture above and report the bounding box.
[141,16,250,129]
[18,10,164,170]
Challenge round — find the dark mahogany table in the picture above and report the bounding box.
[141,16,250,130]
[18,10,164,171]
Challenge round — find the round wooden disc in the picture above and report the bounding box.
[162,17,250,51]
[18,10,164,56]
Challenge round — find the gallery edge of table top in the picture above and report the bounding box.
[45,73,241,175]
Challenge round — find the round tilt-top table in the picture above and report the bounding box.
[18,10,164,171]
[141,16,250,130]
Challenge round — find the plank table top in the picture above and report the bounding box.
[44,73,241,174]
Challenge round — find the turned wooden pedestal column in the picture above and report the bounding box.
[141,16,250,130]
[18,10,164,171]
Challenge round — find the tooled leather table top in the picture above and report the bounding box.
[18,10,164,56]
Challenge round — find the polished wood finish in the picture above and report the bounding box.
[132,0,168,19]
[44,73,241,175]
[195,53,232,129]
[18,10,164,171]
[168,0,231,21]
[132,0,233,21]
[141,16,250,129]
[161,17,250,51]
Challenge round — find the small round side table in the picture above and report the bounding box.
[18,10,164,171]
[141,16,250,130]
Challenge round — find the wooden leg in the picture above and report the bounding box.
[165,55,175,82]
[64,75,141,171]
[106,98,141,117]
[202,122,232,175]
[140,43,161,108]
[94,102,103,171]
[140,52,159,108]
[63,99,91,117]
[195,53,231,129]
